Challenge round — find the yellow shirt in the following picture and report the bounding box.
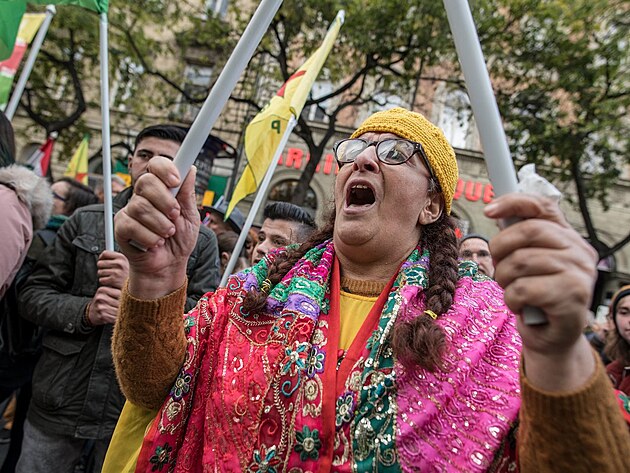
[338,290,378,350]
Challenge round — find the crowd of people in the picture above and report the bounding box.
[0,106,628,472]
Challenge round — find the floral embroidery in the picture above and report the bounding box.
[248,444,281,473]
[304,379,319,401]
[149,442,172,471]
[183,314,195,334]
[280,341,309,376]
[171,373,192,400]
[335,392,356,427]
[306,346,325,377]
[618,391,630,413]
[294,426,322,461]
[138,241,521,473]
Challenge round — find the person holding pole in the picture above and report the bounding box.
[112,108,629,471]
[15,125,220,473]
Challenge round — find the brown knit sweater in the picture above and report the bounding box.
[112,283,630,472]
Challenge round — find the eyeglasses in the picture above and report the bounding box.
[52,191,68,202]
[333,138,434,177]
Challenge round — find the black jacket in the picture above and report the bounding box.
[18,187,220,439]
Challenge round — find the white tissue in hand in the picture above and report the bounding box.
[516,163,562,202]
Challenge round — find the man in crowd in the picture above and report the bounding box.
[202,197,245,237]
[458,233,495,278]
[16,125,220,473]
[252,201,316,264]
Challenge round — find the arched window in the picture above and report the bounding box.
[433,85,479,150]
[267,179,318,213]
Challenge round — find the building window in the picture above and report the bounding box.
[178,64,213,121]
[302,81,332,123]
[110,58,144,111]
[355,93,407,125]
[267,179,318,213]
[205,0,228,17]
[433,85,479,150]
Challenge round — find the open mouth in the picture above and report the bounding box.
[346,184,376,208]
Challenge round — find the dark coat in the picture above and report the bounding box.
[18,187,220,439]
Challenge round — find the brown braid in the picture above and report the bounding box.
[242,214,335,314]
[390,212,460,372]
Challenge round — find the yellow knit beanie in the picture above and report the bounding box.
[350,107,459,214]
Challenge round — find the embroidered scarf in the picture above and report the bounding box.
[136,240,521,472]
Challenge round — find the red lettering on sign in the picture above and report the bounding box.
[323,154,334,175]
[483,184,494,204]
[464,181,482,202]
[453,179,464,200]
[285,148,303,168]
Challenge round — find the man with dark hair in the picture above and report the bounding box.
[16,124,220,473]
[458,233,495,278]
[202,198,245,237]
[252,201,316,264]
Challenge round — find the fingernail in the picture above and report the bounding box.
[166,226,176,237]
[169,174,179,186]
[484,202,498,214]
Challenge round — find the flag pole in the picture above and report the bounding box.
[5,5,56,120]
[220,114,297,286]
[99,12,114,251]
[171,0,283,194]
[442,0,547,325]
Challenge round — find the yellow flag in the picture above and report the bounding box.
[64,135,89,185]
[226,11,344,217]
[18,13,47,44]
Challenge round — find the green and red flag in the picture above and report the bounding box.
[0,1,27,61]
[25,135,55,177]
[0,12,46,108]
[0,0,108,61]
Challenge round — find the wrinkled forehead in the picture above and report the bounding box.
[460,238,490,251]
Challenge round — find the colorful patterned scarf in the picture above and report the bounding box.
[136,240,521,472]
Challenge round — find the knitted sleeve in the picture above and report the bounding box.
[112,281,188,410]
[518,353,630,472]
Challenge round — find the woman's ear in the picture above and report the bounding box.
[418,193,443,225]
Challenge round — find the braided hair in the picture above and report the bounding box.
[242,215,335,314]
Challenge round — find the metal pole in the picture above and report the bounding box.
[219,115,297,286]
[442,0,546,325]
[5,5,56,120]
[99,12,114,251]
[171,0,283,194]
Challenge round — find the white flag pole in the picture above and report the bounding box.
[171,0,283,193]
[128,0,283,252]
[219,115,297,286]
[5,5,56,120]
[99,12,114,251]
[442,0,547,325]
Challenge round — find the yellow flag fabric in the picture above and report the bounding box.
[101,401,158,473]
[64,135,89,185]
[18,13,46,44]
[226,12,344,217]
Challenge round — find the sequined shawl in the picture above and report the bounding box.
[135,240,522,472]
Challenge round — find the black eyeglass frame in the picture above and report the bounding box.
[333,138,434,178]
[52,191,68,202]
